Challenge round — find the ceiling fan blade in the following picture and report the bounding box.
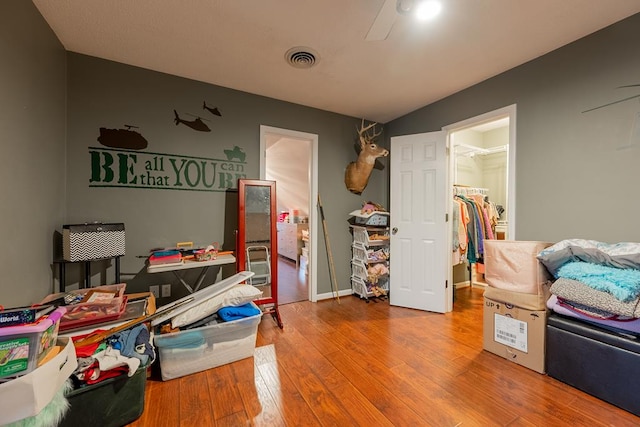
[366,0,397,41]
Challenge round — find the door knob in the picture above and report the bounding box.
[392,227,398,235]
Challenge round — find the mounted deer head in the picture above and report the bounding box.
[345,119,389,195]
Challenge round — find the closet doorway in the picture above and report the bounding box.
[260,126,319,304]
[445,105,516,297]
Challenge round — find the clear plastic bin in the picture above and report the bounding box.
[154,302,261,381]
[0,306,66,378]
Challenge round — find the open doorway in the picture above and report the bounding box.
[445,105,516,303]
[260,126,319,304]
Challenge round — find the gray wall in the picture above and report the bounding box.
[0,1,388,306]
[4,2,639,306]
[66,54,386,303]
[0,1,67,307]
[388,13,640,244]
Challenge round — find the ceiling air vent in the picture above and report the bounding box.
[285,47,318,69]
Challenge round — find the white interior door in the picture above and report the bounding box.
[390,131,448,312]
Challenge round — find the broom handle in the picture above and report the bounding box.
[318,194,340,303]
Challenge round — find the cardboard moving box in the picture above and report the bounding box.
[484,240,554,295]
[483,296,548,374]
[483,285,550,311]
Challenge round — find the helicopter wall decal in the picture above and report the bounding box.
[203,101,222,117]
[173,110,211,132]
[97,124,148,150]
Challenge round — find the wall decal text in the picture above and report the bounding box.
[89,147,247,192]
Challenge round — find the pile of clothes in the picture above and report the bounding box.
[538,239,640,334]
[71,324,154,386]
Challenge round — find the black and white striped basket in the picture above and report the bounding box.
[62,222,125,262]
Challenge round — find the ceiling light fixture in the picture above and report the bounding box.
[396,0,414,15]
[415,0,442,20]
[396,0,442,21]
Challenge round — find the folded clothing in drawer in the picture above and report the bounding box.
[546,313,640,416]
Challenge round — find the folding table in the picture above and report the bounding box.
[147,254,236,293]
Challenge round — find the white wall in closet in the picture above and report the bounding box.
[453,125,508,220]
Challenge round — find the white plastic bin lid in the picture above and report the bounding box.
[151,271,254,327]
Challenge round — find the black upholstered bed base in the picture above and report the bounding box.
[546,313,640,416]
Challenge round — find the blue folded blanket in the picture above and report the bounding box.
[557,261,640,302]
[217,303,261,322]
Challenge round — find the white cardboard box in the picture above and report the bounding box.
[0,337,77,424]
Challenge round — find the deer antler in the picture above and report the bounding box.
[357,119,382,145]
[357,118,377,134]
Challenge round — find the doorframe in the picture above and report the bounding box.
[442,104,517,310]
[259,125,319,302]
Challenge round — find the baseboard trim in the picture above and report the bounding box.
[316,288,353,301]
[454,281,487,290]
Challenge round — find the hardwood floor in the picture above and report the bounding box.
[129,287,640,426]
[277,256,308,305]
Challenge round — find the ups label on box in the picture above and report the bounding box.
[494,313,528,353]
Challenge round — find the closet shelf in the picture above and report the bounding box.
[455,143,507,158]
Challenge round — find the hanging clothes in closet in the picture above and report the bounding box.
[452,187,499,268]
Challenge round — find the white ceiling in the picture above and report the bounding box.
[33,0,640,123]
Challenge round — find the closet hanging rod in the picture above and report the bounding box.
[453,185,489,196]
